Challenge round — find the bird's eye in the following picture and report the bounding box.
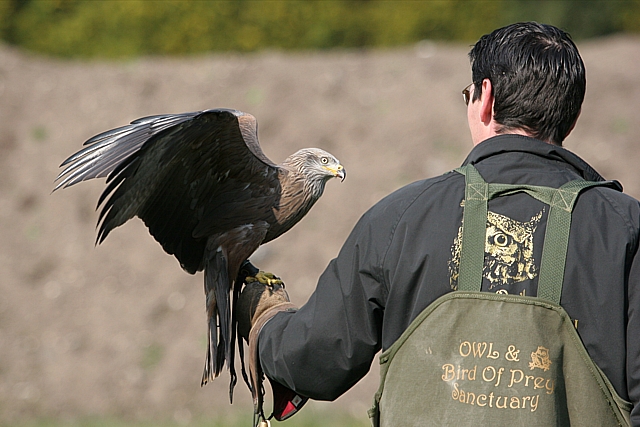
[321,157,329,164]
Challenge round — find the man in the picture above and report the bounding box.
[240,22,639,424]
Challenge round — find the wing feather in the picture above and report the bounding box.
[55,109,282,273]
[55,112,205,190]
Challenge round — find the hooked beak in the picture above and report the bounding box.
[323,164,346,181]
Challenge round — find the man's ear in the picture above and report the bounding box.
[480,78,494,125]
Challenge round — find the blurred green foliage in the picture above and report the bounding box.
[0,0,639,59]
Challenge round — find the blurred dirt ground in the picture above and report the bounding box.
[0,36,639,425]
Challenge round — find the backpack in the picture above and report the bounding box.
[368,165,631,426]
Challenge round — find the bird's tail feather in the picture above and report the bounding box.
[201,250,238,402]
[228,284,241,402]
[201,304,221,384]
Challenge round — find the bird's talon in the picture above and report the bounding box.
[246,271,283,287]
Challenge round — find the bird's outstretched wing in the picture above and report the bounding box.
[55,109,281,274]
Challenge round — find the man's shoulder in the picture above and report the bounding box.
[365,170,464,220]
[581,184,640,226]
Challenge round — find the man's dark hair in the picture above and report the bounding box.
[469,22,585,145]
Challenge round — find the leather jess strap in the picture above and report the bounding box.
[248,302,307,426]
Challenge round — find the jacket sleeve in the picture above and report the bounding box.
[257,208,389,401]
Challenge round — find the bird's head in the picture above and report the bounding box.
[283,148,345,198]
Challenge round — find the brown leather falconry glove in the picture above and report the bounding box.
[236,270,307,426]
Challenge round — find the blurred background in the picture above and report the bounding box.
[1,1,639,426]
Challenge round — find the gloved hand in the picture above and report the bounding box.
[237,271,294,342]
[235,265,307,424]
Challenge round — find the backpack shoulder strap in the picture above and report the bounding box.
[454,164,620,304]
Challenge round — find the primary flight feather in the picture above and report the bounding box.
[55,108,345,399]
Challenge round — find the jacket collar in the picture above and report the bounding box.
[461,134,606,182]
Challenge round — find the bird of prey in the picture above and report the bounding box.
[54,108,345,399]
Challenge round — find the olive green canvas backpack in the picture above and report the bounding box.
[369,165,631,426]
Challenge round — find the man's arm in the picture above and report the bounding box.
[257,212,389,401]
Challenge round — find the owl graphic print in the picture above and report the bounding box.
[448,208,545,295]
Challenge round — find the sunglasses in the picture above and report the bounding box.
[462,83,473,106]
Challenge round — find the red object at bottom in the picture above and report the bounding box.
[269,378,308,421]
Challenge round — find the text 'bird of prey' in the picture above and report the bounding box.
[54,108,345,400]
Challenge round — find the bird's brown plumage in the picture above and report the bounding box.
[54,109,345,400]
